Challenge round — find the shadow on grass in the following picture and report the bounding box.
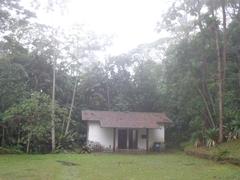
[56,160,79,166]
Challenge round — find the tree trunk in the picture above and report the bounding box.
[196,3,217,124]
[107,81,110,110]
[26,132,31,153]
[222,0,227,77]
[218,0,227,143]
[197,87,216,128]
[65,76,78,135]
[216,28,224,143]
[61,117,66,136]
[238,67,240,89]
[211,1,225,143]
[17,126,20,146]
[1,128,5,146]
[51,58,56,152]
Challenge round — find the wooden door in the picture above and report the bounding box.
[118,129,127,149]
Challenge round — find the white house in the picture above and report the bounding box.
[82,110,172,152]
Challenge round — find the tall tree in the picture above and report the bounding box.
[64,27,110,135]
[51,56,56,151]
[218,0,227,142]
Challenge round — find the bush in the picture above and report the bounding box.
[57,132,78,151]
[85,141,104,152]
[191,130,204,147]
[77,145,91,154]
[191,128,219,148]
[0,147,23,154]
[205,128,218,148]
[179,141,192,150]
[226,120,240,141]
[215,149,230,161]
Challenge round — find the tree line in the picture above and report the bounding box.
[0,0,240,153]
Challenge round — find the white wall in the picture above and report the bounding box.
[137,126,164,150]
[148,126,165,148]
[137,128,147,150]
[87,122,114,149]
[87,122,165,151]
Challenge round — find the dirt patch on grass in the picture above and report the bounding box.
[117,161,134,166]
[56,160,79,166]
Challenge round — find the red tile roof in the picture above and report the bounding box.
[82,110,172,128]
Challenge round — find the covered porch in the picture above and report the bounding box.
[113,128,150,152]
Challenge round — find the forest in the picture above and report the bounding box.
[0,0,240,154]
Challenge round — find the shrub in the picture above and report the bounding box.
[85,141,104,152]
[191,130,204,147]
[215,149,230,161]
[77,145,91,154]
[57,132,78,151]
[0,147,23,154]
[179,141,192,150]
[205,128,218,148]
[226,120,240,141]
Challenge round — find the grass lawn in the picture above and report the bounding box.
[0,152,239,180]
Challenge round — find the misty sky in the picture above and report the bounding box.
[23,0,173,55]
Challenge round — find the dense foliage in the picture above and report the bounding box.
[0,0,239,153]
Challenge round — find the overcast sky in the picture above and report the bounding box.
[23,0,173,55]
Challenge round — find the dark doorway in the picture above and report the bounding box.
[129,129,138,149]
[118,129,127,149]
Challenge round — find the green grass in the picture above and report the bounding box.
[185,139,240,160]
[0,152,239,180]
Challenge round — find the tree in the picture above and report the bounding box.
[51,55,56,151]
[158,0,240,145]
[0,0,35,36]
[3,92,67,153]
[63,26,111,135]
